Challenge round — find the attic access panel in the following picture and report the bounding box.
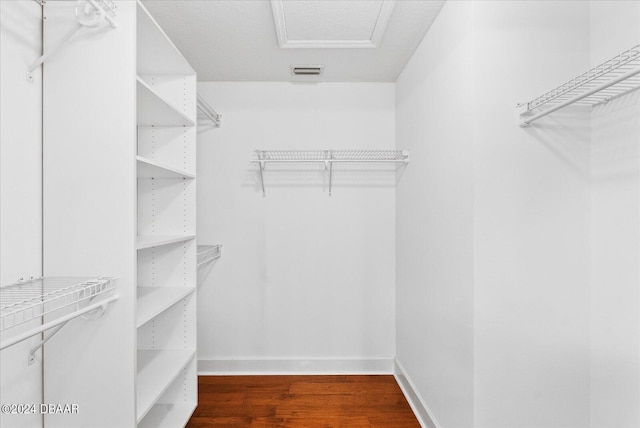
[271,0,396,48]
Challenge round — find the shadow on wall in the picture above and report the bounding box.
[592,91,640,182]
[521,106,591,181]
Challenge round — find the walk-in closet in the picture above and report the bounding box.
[1,1,639,427]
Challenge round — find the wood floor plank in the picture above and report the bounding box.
[186,375,420,428]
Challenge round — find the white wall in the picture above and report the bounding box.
[196,82,397,373]
[589,2,640,426]
[0,2,43,427]
[395,1,475,427]
[472,3,592,427]
[42,2,137,426]
[397,1,593,427]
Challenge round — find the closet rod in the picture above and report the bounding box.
[197,95,221,127]
[0,294,119,352]
[521,66,640,126]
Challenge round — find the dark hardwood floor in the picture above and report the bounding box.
[186,375,421,427]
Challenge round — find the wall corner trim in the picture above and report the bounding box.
[394,359,442,428]
[198,357,395,375]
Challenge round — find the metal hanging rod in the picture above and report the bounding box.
[517,43,640,126]
[27,0,118,82]
[0,277,119,363]
[250,149,409,197]
[197,244,222,268]
[197,95,221,128]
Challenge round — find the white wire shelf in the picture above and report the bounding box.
[197,95,221,128]
[197,244,222,268]
[0,277,118,353]
[518,44,640,126]
[250,149,409,196]
[254,149,409,162]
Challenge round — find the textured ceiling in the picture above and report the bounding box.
[142,0,445,82]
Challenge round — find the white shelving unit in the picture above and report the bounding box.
[251,149,410,196]
[42,2,198,426]
[518,44,640,126]
[135,1,197,426]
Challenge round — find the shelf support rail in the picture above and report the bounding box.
[28,0,117,82]
[0,294,120,359]
[519,66,640,126]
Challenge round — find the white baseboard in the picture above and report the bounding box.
[394,359,441,428]
[198,357,395,375]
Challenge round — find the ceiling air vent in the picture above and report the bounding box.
[291,65,324,76]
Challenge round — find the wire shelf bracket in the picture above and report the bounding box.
[0,277,119,364]
[197,95,222,128]
[517,44,640,127]
[27,0,118,82]
[250,149,409,197]
[197,245,222,268]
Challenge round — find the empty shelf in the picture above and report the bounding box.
[137,77,195,127]
[136,235,196,250]
[197,244,222,268]
[137,1,195,76]
[1,277,116,332]
[137,286,195,328]
[137,349,195,423]
[518,44,640,126]
[138,403,197,428]
[137,156,195,179]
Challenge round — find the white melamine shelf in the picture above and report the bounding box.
[197,244,222,268]
[518,44,640,126]
[137,286,195,328]
[138,403,197,428]
[136,1,194,76]
[137,77,195,127]
[137,156,195,179]
[136,349,195,423]
[136,235,196,250]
